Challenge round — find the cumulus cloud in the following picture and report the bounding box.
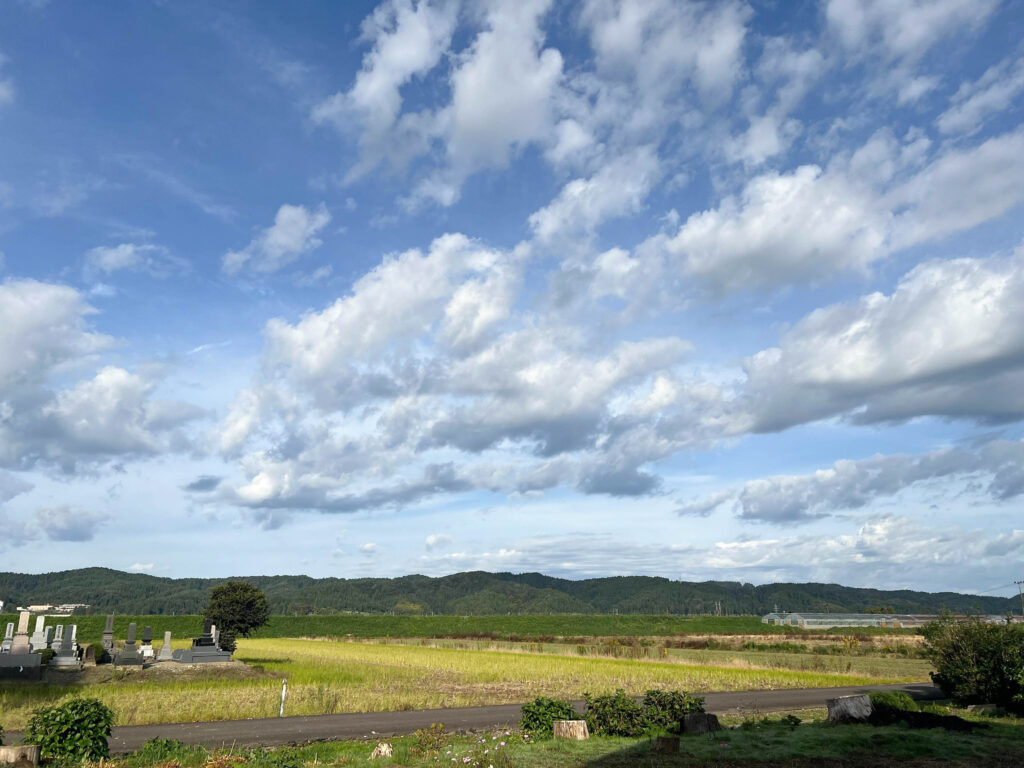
[223,203,331,275]
[129,562,154,572]
[740,253,1024,431]
[0,280,204,471]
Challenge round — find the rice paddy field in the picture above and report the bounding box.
[0,632,932,730]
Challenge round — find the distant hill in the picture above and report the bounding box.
[0,567,1016,616]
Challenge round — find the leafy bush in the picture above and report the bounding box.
[923,615,1024,712]
[642,689,705,729]
[520,697,576,738]
[413,722,448,751]
[583,689,648,737]
[35,648,55,666]
[869,691,918,717]
[25,698,115,761]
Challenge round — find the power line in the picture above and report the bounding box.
[1015,581,1024,618]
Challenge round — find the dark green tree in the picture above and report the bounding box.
[205,581,270,652]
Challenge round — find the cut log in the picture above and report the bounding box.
[681,713,721,735]
[651,736,680,754]
[827,694,873,724]
[553,720,590,740]
[0,745,41,768]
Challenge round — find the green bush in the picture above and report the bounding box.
[583,689,648,737]
[25,698,115,761]
[35,648,55,666]
[869,691,918,716]
[413,722,448,751]
[923,615,1024,713]
[642,689,705,729]
[520,697,576,738]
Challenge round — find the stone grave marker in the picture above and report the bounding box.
[140,626,155,659]
[43,627,54,648]
[113,622,144,667]
[10,611,30,654]
[51,624,81,669]
[172,618,232,663]
[29,616,46,651]
[157,630,174,661]
[0,612,42,680]
[1,622,12,652]
[101,614,115,651]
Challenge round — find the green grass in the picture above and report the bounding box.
[0,613,919,646]
[0,636,924,730]
[54,714,1024,767]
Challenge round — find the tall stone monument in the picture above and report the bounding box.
[172,618,232,663]
[10,611,31,654]
[29,616,47,650]
[101,614,115,652]
[157,630,174,661]
[113,622,144,667]
[1,622,13,652]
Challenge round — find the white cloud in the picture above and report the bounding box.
[33,506,109,542]
[740,253,1024,431]
[129,562,154,572]
[938,56,1024,136]
[529,146,661,246]
[686,441,1024,524]
[425,533,451,550]
[311,0,459,178]
[84,243,188,279]
[223,203,331,275]
[662,165,887,293]
[825,0,998,62]
[408,0,563,207]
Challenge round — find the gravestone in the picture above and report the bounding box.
[28,616,47,651]
[157,630,174,661]
[10,611,30,654]
[52,624,64,647]
[101,614,115,651]
[140,626,155,659]
[172,618,232,663]
[82,644,97,666]
[1,622,12,652]
[50,624,81,669]
[43,627,54,648]
[0,612,41,680]
[113,622,144,666]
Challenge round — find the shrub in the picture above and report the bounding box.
[922,615,1024,713]
[413,722,448,751]
[0,722,4,746]
[520,697,576,738]
[642,689,705,729]
[583,689,648,737]
[25,697,115,761]
[869,691,918,717]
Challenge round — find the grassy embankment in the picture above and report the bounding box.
[0,635,928,730]
[0,613,919,647]
[53,713,1024,768]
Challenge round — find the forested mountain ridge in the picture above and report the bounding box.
[0,567,1015,616]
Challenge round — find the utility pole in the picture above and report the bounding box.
[1015,581,1024,618]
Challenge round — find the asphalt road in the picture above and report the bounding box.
[4,682,941,753]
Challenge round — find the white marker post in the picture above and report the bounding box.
[280,678,288,717]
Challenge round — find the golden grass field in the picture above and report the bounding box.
[0,636,932,730]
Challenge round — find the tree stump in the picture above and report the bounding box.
[652,736,680,754]
[553,720,590,740]
[0,746,41,768]
[681,713,721,735]
[827,694,873,724]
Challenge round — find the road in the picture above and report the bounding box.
[3,682,941,753]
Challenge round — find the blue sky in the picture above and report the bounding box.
[1,0,1023,598]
